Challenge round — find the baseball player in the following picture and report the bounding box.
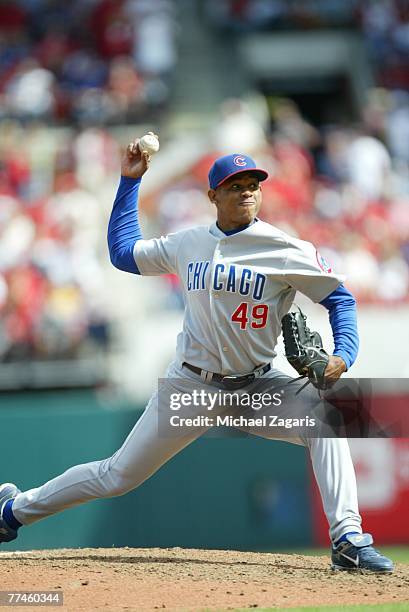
[0,140,393,573]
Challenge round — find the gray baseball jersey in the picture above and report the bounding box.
[135,219,344,374]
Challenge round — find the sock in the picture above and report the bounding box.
[3,500,22,530]
[335,531,361,547]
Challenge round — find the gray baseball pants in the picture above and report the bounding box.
[12,362,362,543]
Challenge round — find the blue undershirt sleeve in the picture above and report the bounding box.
[107,176,142,274]
[319,285,359,370]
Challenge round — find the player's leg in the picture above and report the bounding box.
[303,435,393,572]
[300,436,361,540]
[232,371,393,571]
[232,421,362,539]
[7,373,210,528]
[232,371,363,539]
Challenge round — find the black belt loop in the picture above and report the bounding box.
[182,362,271,389]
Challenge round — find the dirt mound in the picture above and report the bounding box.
[1,547,408,611]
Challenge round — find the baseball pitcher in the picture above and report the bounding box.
[0,139,393,573]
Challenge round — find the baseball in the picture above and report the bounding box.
[138,132,160,155]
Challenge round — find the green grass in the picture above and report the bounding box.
[291,547,409,565]
[236,605,409,612]
[295,605,407,611]
[372,548,409,565]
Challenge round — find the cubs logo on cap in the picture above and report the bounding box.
[208,153,268,189]
[233,155,247,167]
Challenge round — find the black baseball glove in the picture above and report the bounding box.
[281,308,330,391]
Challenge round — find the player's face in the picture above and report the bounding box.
[208,172,262,231]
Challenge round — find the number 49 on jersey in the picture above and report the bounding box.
[231,303,269,330]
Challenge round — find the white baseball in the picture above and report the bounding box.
[138,132,160,155]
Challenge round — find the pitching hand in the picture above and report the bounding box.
[323,355,347,386]
[121,139,150,179]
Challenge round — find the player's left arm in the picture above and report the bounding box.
[282,238,358,384]
[319,284,359,384]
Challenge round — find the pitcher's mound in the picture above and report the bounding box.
[1,547,407,610]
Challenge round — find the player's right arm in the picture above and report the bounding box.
[108,138,181,276]
[107,139,149,274]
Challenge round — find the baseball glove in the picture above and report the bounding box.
[281,307,329,391]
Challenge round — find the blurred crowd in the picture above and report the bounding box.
[1,0,409,369]
[0,0,177,125]
[1,111,408,365]
[0,121,118,362]
[204,0,358,30]
[192,0,409,304]
[205,0,408,36]
[205,0,409,103]
[0,0,178,365]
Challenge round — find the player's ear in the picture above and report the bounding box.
[208,189,217,205]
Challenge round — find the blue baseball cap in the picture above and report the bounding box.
[208,153,269,190]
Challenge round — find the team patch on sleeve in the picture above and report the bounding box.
[316,250,332,273]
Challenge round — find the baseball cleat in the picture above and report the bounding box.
[331,533,393,573]
[0,483,21,543]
